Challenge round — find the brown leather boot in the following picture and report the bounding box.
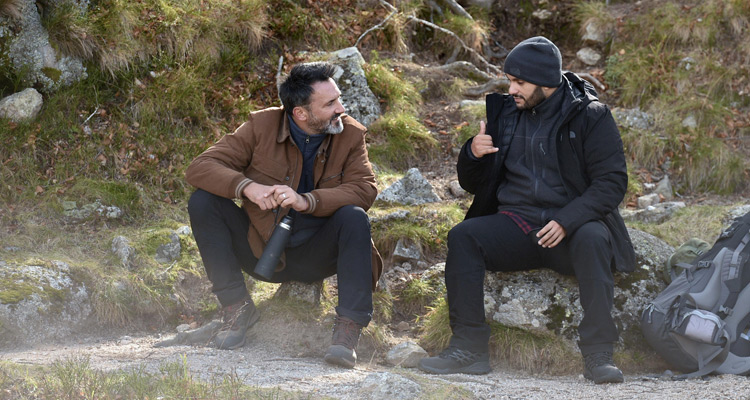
[324,315,362,368]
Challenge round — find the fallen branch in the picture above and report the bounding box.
[575,72,606,91]
[275,55,284,92]
[355,8,398,48]
[463,78,510,97]
[441,0,473,20]
[433,61,495,82]
[406,14,502,76]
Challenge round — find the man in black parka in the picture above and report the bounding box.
[418,36,636,384]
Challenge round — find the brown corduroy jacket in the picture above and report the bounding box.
[186,107,382,288]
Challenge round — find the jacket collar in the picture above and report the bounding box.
[276,107,334,154]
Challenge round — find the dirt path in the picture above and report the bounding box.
[3,333,749,399]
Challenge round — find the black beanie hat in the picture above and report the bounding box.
[503,36,562,88]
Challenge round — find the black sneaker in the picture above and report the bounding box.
[213,297,260,350]
[324,316,362,368]
[418,347,491,375]
[583,351,624,384]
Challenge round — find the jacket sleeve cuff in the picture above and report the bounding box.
[235,178,253,199]
[302,192,317,214]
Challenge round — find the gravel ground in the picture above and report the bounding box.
[3,334,749,399]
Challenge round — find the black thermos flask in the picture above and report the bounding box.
[254,214,293,280]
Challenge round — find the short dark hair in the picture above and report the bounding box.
[279,62,338,111]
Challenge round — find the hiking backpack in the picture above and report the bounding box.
[640,210,750,378]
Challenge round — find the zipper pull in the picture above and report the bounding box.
[305,135,310,144]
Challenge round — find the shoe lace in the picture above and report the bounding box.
[440,347,480,365]
[331,316,361,349]
[584,351,614,370]
[221,301,251,331]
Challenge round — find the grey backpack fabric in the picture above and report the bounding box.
[641,211,750,379]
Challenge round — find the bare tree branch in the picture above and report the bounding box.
[355,9,398,48]
[433,61,495,82]
[463,78,510,97]
[575,72,606,91]
[440,0,473,20]
[406,14,502,76]
[275,56,284,92]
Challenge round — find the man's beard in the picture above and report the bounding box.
[308,111,344,134]
[514,86,546,110]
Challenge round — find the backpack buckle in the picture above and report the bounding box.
[719,305,733,317]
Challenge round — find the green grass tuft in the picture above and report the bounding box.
[367,111,438,170]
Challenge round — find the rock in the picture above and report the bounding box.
[576,47,602,66]
[112,235,137,269]
[449,180,468,198]
[482,228,673,350]
[725,205,750,226]
[393,239,422,262]
[273,280,323,305]
[386,341,428,367]
[175,225,192,236]
[682,115,698,129]
[155,232,181,263]
[0,0,88,93]
[679,56,696,71]
[327,47,381,127]
[0,260,92,347]
[154,320,222,348]
[637,193,661,209]
[581,21,609,44]
[654,176,673,202]
[532,9,552,20]
[621,201,686,224]
[370,209,410,224]
[62,199,123,221]
[376,168,441,205]
[612,107,654,131]
[358,372,422,399]
[0,88,43,122]
[395,321,411,331]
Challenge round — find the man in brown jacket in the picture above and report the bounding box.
[186,62,382,368]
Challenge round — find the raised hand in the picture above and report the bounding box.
[469,121,498,159]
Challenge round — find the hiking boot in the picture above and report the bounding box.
[583,352,624,384]
[213,296,260,350]
[418,346,491,375]
[324,316,362,368]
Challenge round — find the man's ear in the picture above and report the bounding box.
[292,106,308,121]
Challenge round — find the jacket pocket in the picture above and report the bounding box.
[248,153,288,184]
[319,172,343,188]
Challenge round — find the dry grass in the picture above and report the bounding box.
[0,0,22,19]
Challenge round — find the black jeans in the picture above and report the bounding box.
[445,212,618,356]
[188,189,374,326]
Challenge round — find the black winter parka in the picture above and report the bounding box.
[457,72,636,272]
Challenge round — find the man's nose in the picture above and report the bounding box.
[335,99,346,114]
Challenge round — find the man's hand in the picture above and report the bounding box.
[536,220,566,248]
[469,121,498,159]
[242,182,278,210]
[270,185,308,212]
[243,183,309,212]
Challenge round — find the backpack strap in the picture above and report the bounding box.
[718,230,750,319]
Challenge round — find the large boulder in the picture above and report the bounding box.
[0,0,88,93]
[327,47,381,127]
[0,260,93,347]
[481,228,673,350]
[376,168,441,205]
